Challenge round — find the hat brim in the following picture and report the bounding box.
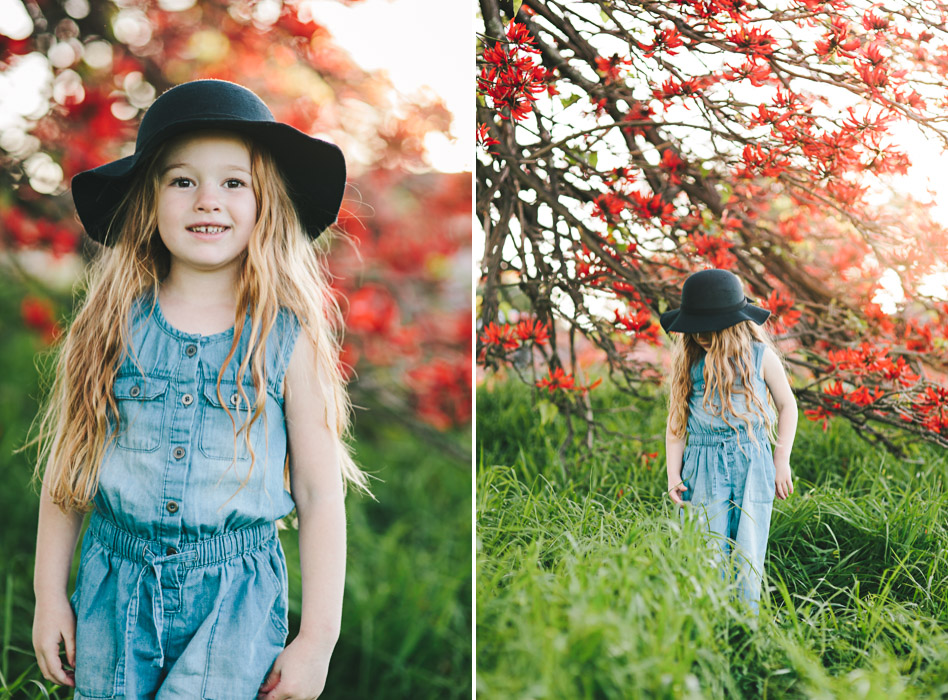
[660,299,771,334]
[71,119,346,245]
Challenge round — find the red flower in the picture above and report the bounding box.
[847,386,883,406]
[760,289,801,332]
[804,407,832,431]
[724,60,772,87]
[862,10,889,32]
[595,54,631,84]
[638,27,684,58]
[480,322,519,351]
[347,284,399,334]
[477,123,500,148]
[692,233,736,269]
[406,358,471,429]
[21,297,60,344]
[659,149,685,185]
[815,17,860,58]
[514,319,550,344]
[726,27,775,58]
[595,192,626,219]
[536,367,576,393]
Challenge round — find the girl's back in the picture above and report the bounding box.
[686,341,776,436]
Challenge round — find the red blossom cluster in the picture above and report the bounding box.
[594,54,631,85]
[2,207,80,257]
[478,21,553,121]
[21,296,60,345]
[815,16,861,58]
[638,27,684,59]
[406,359,472,429]
[536,367,602,395]
[613,304,661,345]
[907,386,948,434]
[479,319,550,356]
[726,26,776,58]
[759,289,802,335]
[691,233,736,269]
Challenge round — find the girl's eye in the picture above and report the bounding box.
[167,177,247,188]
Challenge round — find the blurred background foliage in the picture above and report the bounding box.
[0,0,471,696]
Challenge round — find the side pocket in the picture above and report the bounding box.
[202,547,289,699]
[73,540,120,698]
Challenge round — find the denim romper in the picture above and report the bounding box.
[70,294,300,699]
[679,341,776,614]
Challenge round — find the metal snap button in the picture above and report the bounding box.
[182,393,193,406]
[166,546,178,556]
[173,446,185,460]
[166,501,179,513]
[230,393,240,406]
[129,385,141,398]
[185,344,197,357]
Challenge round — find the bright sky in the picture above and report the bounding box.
[0,0,472,173]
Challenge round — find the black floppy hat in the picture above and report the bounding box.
[71,79,346,245]
[660,268,770,334]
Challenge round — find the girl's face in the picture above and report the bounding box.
[155,131,257,278]
[691,332,713,350]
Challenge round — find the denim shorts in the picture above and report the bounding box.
[71,513,289,699]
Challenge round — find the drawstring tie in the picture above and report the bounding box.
[126,548,170,668]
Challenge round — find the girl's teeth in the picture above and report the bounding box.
[189,226,227,233]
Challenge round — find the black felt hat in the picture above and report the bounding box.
[71,79,346,245]
[660,269,770,334]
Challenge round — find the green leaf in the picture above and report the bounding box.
[513,0,523,17]
[588,151,598,169]
[537,399,559,426]
[560,94,581,109]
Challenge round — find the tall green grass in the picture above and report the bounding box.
[477,380,948,699]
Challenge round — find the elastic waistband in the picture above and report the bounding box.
[687,427,770,447]
[88,512,277,568]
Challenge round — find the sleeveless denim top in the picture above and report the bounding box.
[93,293,300,546]
[687,341,775,434]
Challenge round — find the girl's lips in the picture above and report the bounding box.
[187,226,230,239]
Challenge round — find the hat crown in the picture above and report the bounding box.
[136,80,275,153]
[680,269,745,312]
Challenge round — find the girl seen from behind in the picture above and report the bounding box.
[662,268,797,615]
[31,79,368,699]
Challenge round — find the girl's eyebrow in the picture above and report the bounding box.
[161,162,251,174]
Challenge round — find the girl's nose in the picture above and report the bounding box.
[194,183,221,211]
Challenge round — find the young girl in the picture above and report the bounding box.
[31,79,369,698]
[661,268,797,614]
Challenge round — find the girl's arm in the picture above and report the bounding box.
[260,334,346,700]
[762,346,797,500]
[666,399,688,506]
[33,476,83,687]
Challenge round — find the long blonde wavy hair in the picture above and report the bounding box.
[667,320,778,447]
[33,129,370,513]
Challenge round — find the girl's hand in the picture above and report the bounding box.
[667,477,687,507]
[258,635,332,700]
[775,461,794,500]
[32,594,76,688]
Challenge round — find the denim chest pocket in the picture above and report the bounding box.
[199,380,262,462]
[113,375,169,452]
